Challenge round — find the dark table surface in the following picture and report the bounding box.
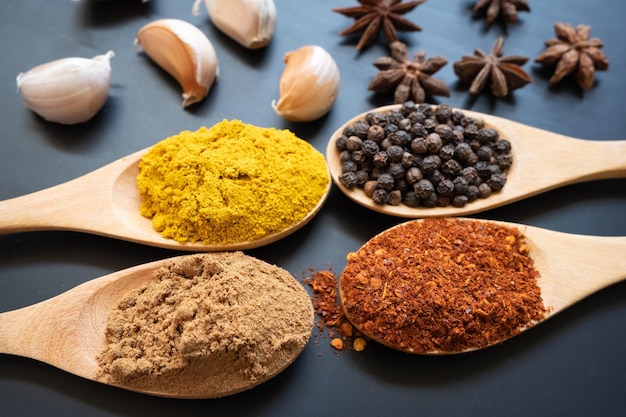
[1,1,625,416]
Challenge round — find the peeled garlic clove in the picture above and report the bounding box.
[272,45,340,122]
[192,0,276,49]
[16,51,114,125]
[135,19,218,107]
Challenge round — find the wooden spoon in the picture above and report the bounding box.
[0,255,309,398]
[326,105,626,217]
[0,148,330,251]
[340,218,626,354]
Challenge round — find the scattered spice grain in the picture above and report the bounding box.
[302,269,367,352]
[340,218,546,353]
[96,252,314,398]
[137,120,329,245]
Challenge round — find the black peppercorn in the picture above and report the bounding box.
[411,138,428,154]
[421,155,439,175]
[487,173,507,191]
[414,179,434,199]
[436,178,455,197]
[454,142,473,161]
[373,151,389,167]
[425,133,443,153]
[386,145,404,162]
[364,180,378,197]
[342,160,357,173]
[353,120,370,139]
[435,124,455,143]
[377,173,395,190]
[478,182,492,198]
[335,135,348,151]
[388,163,405,180]
[405,167,423,184]
[351,150,366,164]
[345,136,363,151]
[361,139,380,157]
[466,184,480,201]
[478,127,499,143]
[367,125,385,142]
[476,145,493,161]
[435,103,452,123]
[388,190,402,205]
[439,143,455,161]
[371,188,389,205]
[403,191,420,207]
[452,194,469,207]
[401,152,414,168]
[441,159,462,176]
[355,170,370,186]
[339,172,359,188]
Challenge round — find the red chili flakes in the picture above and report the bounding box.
[340,218,547,354]
[302,269,367,352]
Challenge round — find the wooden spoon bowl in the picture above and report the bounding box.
[0,255,311,398]
[326,105,626,217]
[339,218,626,354]
[0,148,331,251]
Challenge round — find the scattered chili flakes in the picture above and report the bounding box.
[340,218,547,354]
[302,268,369,352]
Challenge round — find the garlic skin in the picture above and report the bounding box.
[16,51,114,125]
[192,0,276,49]
[135,19,218,107]
[272,45,340,122]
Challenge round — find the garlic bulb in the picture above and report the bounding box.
[272,45,340,122]
[135,19,218,107]
[192,0,276,49]
[16,51,114,125]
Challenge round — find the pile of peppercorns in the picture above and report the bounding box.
[336,102,513,208]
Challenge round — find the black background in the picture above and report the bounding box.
[1,1,625,416]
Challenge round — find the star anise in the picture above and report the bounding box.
[472,0,530,26]
[535,23,609,90]
[368,41,449,104]
[453,37,532,97]
[333,0,426,51]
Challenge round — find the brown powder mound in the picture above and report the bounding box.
[96,252,314,398]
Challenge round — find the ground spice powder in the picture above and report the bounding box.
[137,120,329,245]
[340,218,547,353]
[96,252,314,398]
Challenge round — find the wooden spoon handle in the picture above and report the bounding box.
[0,280,106,375]
[525,226,626,316]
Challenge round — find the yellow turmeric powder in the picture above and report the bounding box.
[137,120,329,245]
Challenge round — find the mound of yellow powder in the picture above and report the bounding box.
[137,120,329,244]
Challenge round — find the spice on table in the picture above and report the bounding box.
[453,37,532,97]
[137,120,329,245]
[336,101,513,208]
[369,41,449,104]
[302,269,368,352]
[534,23,609,91]
[96,252,314,398]
[333,0,426,51]
[340,218,547,353]
[472,0,530,26]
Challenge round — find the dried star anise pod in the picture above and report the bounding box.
[473,0,530,26]
[333,0,426,51]
[368,41,449,104]
[535,23,609,90]
[453,37,532,97]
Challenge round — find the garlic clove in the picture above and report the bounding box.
[135,19,218,107]
[16,51,114,125]
[272,45,340,122]
[192,0,276,49]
